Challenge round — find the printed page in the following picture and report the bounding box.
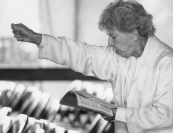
[75,93,113,117]
[72,90,116,109]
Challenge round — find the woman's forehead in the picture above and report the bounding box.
[106,27,118,35]
[106,27,125,36]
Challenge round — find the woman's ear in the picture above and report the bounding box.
[131,30,139,41]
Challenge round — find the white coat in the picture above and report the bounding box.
[39,34,173,133]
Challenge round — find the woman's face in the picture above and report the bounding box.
[107,28,137,58]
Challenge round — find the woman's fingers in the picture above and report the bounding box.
[11,24,23,36]
[102,115,110,121]
[11,23,29,42]
[11,23,21,30]
[17,38,24,41]
[13,30,21,35]
[11,23,27,36]
[14,34,23,38]
[11,23,37,43]
[13,33,25,42]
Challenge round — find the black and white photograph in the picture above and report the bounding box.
[0,0,173,132]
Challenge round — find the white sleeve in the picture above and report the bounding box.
[38,34,118,81]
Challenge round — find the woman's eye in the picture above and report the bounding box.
[112,37,116,40]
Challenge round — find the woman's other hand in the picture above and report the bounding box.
[102,108,116,121]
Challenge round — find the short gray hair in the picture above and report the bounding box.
[99,0,156,37]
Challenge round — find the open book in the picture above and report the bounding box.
[60,90,116,118]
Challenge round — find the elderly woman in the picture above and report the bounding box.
[11,0,173,133]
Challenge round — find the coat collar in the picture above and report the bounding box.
[130,35,170,86]
[137,35,169,67]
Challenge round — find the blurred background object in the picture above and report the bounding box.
[0,80,114,133]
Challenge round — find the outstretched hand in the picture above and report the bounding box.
[11,23,34,42]
[11,23,42,45]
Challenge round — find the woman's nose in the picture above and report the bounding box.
[108,37,114,47]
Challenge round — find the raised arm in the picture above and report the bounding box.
[11,23,118,81]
